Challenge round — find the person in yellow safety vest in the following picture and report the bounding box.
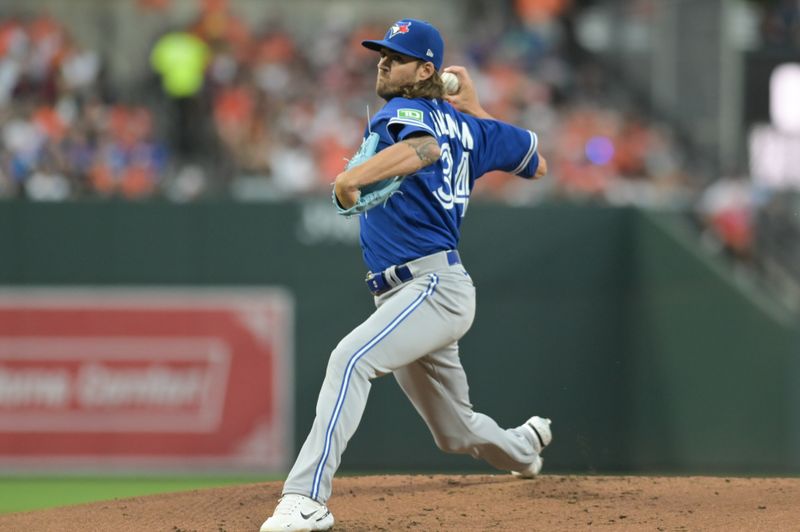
[150,31,211,159]
[150,31,210,98]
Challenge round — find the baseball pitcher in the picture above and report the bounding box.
[261,19,551,532]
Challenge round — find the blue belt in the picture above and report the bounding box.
[366,250,461,296]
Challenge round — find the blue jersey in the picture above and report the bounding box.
[359,97,540,272]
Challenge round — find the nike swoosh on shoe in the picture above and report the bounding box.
[528,421,546,449]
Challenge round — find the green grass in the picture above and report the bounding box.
[0,475,277,515]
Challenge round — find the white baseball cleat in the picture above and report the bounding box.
[512,416,552,479]
[260,493,334,532]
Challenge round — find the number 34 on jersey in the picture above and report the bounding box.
[431,109,473,217]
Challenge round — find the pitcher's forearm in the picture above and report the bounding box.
[334,135,441,207]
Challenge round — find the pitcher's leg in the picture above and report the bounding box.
[394,342,538,471]
[283,275,466,503]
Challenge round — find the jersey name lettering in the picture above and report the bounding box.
[430,110,474,149]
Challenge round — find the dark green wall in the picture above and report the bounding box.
[1,200,797,474]
[627,212,800,473]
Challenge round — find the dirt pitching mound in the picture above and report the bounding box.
[1,474,799,531]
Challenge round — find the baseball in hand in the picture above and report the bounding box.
[441,71,460,94]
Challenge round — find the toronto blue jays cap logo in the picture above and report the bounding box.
[362,19,445,70]
[389,21,411,38]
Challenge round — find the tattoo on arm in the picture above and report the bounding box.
[403,136,441,165]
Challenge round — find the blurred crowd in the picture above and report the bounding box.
[695,0,800,275]
[0,0,693,205]
[0,14,168,200]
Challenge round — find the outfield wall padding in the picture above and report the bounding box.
[1,200,797,473]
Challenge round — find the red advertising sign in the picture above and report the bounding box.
[0,288,293,471]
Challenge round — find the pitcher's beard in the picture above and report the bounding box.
[376,78,406,101]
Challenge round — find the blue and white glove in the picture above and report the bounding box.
[333,132,405,217]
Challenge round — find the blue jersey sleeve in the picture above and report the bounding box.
[370,98,438,144]
[472,119,540,179]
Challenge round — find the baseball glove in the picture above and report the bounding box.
[333,132,404,217]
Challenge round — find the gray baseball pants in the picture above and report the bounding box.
[282,250,538,503]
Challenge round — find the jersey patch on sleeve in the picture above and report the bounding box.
[397,109,424,122]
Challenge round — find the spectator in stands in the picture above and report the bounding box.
[698,177,758,264]
[150,29,211,161]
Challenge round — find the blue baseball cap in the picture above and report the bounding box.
[362,19,444,71]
